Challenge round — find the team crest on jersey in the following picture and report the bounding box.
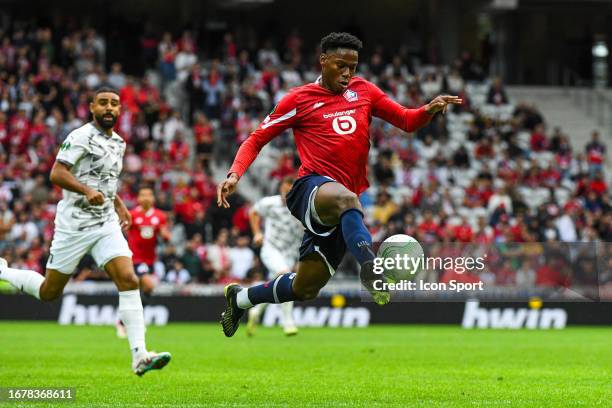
[343,89,358,102]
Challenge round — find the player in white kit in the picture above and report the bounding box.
[246,176,304,336]
[0,87,171,376]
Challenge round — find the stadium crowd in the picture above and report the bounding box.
[0,21,609,289]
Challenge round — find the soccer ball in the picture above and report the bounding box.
[376,234,424,283]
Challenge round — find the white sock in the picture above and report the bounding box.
[236,288,253,309]
[118,290,147,362]
[1,267,44,300]
[281,301,296,328]
[248,303,266,322]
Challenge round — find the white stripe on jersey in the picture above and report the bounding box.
[261,108,297,129]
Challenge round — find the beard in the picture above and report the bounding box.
[95,113,117,129]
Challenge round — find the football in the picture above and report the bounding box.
[376,234,425,283]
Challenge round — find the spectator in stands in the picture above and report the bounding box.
[181,240,204,282]
[372,190,399,225]
[487,77,508,105]
[202,65,225,120]
[165,260,191,284]
[207,228,231,280]
[175,41,197,83]
[585,130,606,174]
[228,235,254,281]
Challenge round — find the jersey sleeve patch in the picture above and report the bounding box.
[56,130,90,166]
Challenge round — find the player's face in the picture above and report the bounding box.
[138,189,155,208]
[320,48,358,94]
[90,92,121,130]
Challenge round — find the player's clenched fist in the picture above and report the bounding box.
[252,231,264,247]
[217,173,239,208]
[85,188,105,205]
[425,95,463,115]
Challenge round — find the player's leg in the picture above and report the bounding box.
[0,258,46,299]
[0,260,71,301]
[221,252,329,337]
[246,303,266,337]
[140,273,156,298]
[0,229,88,300]
[91,225,170,376]
[38,269,72,301]
[117,264,156,338]
[313,182,389,305]
[248,245,297,336]
[280,299,297,336]
[104,256,170,375]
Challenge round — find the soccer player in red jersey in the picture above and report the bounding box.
[117,186,171,337]
[217,32,462,337]
[128,187,172,289]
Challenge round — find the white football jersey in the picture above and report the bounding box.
[54,122,126,232]
[252,195,303,262]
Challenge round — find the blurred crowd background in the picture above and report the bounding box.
[0,12,609,291]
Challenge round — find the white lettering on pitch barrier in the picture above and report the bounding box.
[262,304,370,328]
[461,300,567,329]
[58,294,169,326]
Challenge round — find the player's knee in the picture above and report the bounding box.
[333,191,359,219]
[140,280,154,295]
[292,284,320,301]
[39,285,63,302]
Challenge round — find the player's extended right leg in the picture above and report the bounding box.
[0,258,70,301]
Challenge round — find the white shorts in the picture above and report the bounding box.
[47,222,133,275]
[260,245,296,277]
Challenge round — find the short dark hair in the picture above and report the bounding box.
[321,33,363,52]
[320,32,362,54]
[93,86,120,99]
[138,184,155,193]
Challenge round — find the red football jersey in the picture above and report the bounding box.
[229,76,433,194]
[128,206,167,265]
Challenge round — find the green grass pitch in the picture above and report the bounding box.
[0,322,610,407]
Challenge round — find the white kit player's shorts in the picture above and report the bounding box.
[260,244,297,277]
[47,221,133,275]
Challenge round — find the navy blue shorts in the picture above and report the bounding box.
[134,262,154,277]
[286,173,346,275]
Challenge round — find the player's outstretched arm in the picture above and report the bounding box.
[248,207,263,246]
[216,172,240,209]
[369,81,462,133]
[219,92,300,208]
[50,161,105,205]
[424,95,463,115]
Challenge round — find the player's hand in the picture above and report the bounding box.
[85,188,105,206]
[425,95,463,115]
[217,173,239,208]
[253,231,264,247]
[116,206,132,232]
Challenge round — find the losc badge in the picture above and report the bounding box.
[343,89,358,102]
